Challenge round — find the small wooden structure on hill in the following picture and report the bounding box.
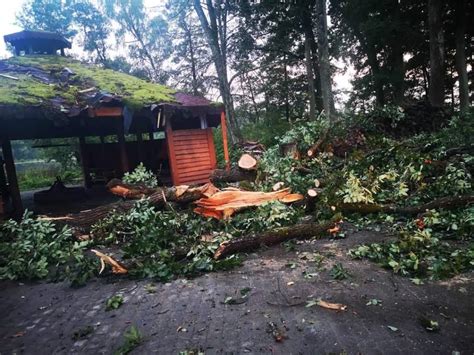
[0,31,230,218]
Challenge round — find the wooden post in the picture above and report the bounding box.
[79,136,93,188]
[136,133,143,163]
[117,123,129,175]
[165,121,179,186]
[220,111,230,171]
[1,138,23,219]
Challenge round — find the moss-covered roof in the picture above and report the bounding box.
[0,55,177,113]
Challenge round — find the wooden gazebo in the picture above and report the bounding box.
[0,31,230,219]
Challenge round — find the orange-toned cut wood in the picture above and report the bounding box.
[194,188,304,219]
[238,153,257,170]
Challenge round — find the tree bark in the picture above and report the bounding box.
[389,0,405,105]
[193,0,242,142]
[338,195,474,215]
[428,0,445,107]
[304,29,317,120]
[210,167,256,183]
[454,0,469,112]
[66,186,210,233]
[315,0,335,119]
[213,216,340,259]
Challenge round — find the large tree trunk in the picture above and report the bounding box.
[66,185,212,233]
[214,216,340,259]
[454,0,470,113]
[428,0,445,107]
[304,29,317,120]
[193,0,242,142]
[315,0,335,119]
[338,195,474,215]
[389,0,405,105]
[210,167,256,183]
[367,45,385,106]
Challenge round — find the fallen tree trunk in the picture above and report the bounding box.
[214,215,341,259]
[210,167,256,183]
[338,195,474,215]
[67,184,217,232]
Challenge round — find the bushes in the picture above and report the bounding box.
[0,212,96,283]
[122,163,158,188]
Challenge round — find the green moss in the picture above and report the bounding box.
[2,55,176,109]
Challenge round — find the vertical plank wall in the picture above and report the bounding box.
[166,128,217,185]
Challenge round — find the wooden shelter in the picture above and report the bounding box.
[0,31,230,219]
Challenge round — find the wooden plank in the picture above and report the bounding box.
[176,165,212,174]
[166,124,180,185]
[176,160,211,169]
[173,140,209,149]
[177,169,211,178]
[175,148,209,158]
[90,106,123,117]
[178,162,211,171]
[79,136,92,188]
[117,123,129,175]
[1,138,23,219]
[172,139,208,146]
[221,111,230,171]
[176,157,212,167]
[172,129,209,137]
[206,128,217,169]
[174,144,209,150]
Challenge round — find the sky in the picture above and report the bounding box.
[0,0,26,58]
[0,0,353,105]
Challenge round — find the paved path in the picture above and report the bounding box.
[1,229,473,354]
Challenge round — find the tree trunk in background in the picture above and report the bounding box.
[390,0,405,105]
[306,21,323,111]
[181,17,200,96]
[454,0,469,112]
[304,31,317,120]
[315,0,335,119]
[193,0,243,143]
[428,0,445,107]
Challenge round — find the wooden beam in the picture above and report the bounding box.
[1,138,23,219]
[165,121,180,186]
[88,107,123,117]
[206,128,217,170]
[220,111,230,171]
[79,136,93,188]
[117,123,129,175]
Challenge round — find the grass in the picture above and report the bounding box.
[17,166,82,190]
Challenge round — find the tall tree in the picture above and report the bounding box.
[17,0,76,38]
[427,0,445,107]
[454,0,469,112]
[167,2,213,96]
[315,0,335,119]
[104,0,171,83]
[193,0,243,142]
[72,1,111,64]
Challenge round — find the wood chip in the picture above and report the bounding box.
[91,249,128,274]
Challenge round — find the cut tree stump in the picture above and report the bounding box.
[238,154,258,170]
[214,215,341,259]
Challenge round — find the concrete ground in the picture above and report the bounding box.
[0,229,473,354]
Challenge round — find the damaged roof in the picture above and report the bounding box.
[0,55,220,119]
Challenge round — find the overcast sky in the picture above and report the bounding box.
[0,0,26,58]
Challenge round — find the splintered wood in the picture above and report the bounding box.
[194,188,304,220]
